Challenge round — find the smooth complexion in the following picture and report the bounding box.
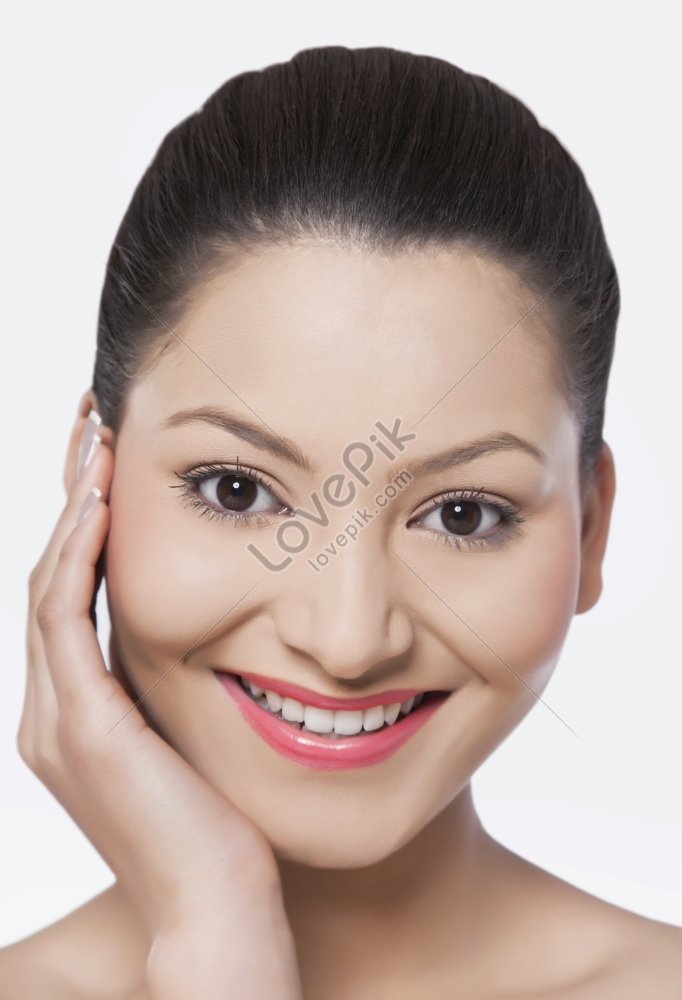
[105,242,606,995]
[106,244,585,866]
[9,243,682,997]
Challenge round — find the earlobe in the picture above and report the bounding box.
[575,441,617,615]
[63,387,103,494]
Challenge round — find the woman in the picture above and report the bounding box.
[2,45,680,998]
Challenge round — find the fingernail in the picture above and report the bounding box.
[77,487,102,525]
[77,410,102,480]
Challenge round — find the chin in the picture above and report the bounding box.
[270,831,403,870]
[246,800,423,870]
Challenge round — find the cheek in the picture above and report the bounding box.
[499,517,580,688]
[424,502,581,692]
[104,468,262,661]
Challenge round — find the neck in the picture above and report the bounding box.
[276,784,505,992]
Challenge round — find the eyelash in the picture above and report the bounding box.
[408,487,526,552]
[170,462,527,552]
[170,460,288,528]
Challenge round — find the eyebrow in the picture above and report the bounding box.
[162,406,546,475]
[163,406,313,471]
[408,432,546,476]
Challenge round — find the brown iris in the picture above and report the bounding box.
[440,501,482,536]
[215,473,259,513]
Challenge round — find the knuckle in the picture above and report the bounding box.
[31,740,56,777]
[17,730,55,779]
[35,596,67,631]
[16,726,36,768]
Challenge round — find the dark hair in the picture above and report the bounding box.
[93,45,619,492]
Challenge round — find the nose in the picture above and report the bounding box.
[271,534,415,684]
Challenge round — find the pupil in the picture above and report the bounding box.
[441,500,481,536]
[216,475,257,512]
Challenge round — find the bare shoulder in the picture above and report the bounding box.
[545,884,682,998]
[0,931,72,1000]
[0,885,151,999]
[491,844,682,999]
[598,909,682,997]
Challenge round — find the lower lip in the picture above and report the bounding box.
[214,671,450,771]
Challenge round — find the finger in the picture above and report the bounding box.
[88,545,106,632]
[36,488,120,714]
[28,435,112,664]
[68,403,116,495]
[27,441,112,726]
[29,431,111,600]
[16,636,40,752]
[22,587,58,743]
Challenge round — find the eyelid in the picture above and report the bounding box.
[170,464,527,553]
[411,485,521,520]
[170,460,293,522]
[174,457,289,497]
[407,486,526,552]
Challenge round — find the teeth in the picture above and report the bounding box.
[265,689,283,712]
[281,697,305,723]
[304,705,335,733]
[383,702,401,725]
[362,705,385,732]
[239,676,426,736]
[332,709,364,736]
[240,675,267,700]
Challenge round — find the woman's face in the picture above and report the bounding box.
[103,243,605,868]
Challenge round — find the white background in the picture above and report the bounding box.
[1,1,680,945]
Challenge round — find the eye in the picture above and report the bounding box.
[408,487,526,552]
[170,461,292,526]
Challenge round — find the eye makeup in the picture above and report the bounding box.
[407,485,526,552]
[170,460,290,528]
[169,461,528,552]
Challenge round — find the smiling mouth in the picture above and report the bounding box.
[235,673,449,740]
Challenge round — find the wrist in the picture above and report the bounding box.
[147,896,303,1000]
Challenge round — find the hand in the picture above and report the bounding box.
[17,419,303,999]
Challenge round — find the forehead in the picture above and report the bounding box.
[126,243,572,460]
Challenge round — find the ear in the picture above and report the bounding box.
[63,387,107,494]
[575,441,617,615]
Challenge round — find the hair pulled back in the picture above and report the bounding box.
[93,45,619,489]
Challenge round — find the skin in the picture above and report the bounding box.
[3,243,681,998]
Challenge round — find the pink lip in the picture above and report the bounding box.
[214,671,451,771]
[226,668,431,711]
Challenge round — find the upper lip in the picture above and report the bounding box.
[215,668,445,711]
